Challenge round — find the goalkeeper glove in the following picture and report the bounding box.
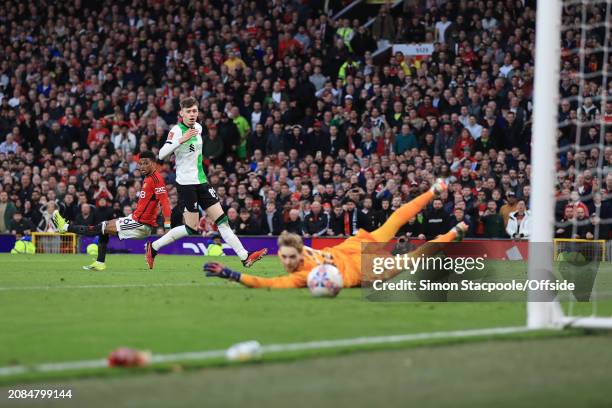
[203,262,241,282]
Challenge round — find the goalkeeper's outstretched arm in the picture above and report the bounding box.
[203,262,306,288]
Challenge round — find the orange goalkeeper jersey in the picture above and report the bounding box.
[240,229,377,289]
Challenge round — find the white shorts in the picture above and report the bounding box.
[115,215,153,240]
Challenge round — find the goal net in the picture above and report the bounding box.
[554,239,606,262]
[529,0,612,329]
[31,233,77,254]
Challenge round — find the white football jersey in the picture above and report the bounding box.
[159,122,207,185]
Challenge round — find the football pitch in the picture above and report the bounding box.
[1,253,612,407]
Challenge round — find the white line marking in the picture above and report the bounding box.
[0,283,205,291]
[0,326,534,377]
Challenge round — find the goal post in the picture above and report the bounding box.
[527,0,564,329]
[31,233,77,254]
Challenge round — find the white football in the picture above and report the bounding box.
[307,264,343,297]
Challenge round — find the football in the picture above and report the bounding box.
[307,264,343,298]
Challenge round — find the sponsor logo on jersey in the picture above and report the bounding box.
[155,187,167,194]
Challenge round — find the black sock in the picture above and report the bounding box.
[68,224,102,236]
[97,234,109,263]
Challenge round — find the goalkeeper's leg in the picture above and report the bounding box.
[371,179,447,242]
[375,222,468,283]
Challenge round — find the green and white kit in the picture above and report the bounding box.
[159,122,207,185]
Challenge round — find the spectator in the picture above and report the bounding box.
[236,209,257,235]
[506,200,531,240]
[394,124,418,154]
[112,124,137,155]
[423,199,450,240]
[9,212,34,237]
[218,113,241,158]
[37,201,58,232]
[588,193,611,238]
[357,197,378,232]
[75,203,95,227]
[248,124,268,157]
[360,130,378,157]
[401,216,424,239]
[231,107,251,160]
[87,120,110,146]
[223,50,247,76]
[571,206,594,240]
[372,6,396,48]
[336,19,355,52]
[435,124,457,156]
[309,65,328,92]
[93,179,113,207]
[95,197,114,224]
[0,191,17,233]
[328,205,346,236]
[261,202,284,236]
[450,207,474,237]
[474,128,497,153]
[453,129,475,157]
[303,202,329,237]
[342,200,359,236]
[500,191,519,227]
[0,134,18,154]
[266,123,285,155]
[481,201,507,238]
[465,116,483,140]
[435,15,452,44]
[227,208,240,232]
[284,209,303,236]
[203,125,224,163]
[555,206,575,239]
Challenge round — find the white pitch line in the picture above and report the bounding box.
[0,326,534,377]
[0,283,205,291]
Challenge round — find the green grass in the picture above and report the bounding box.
[1,253,612,404]
[3,334,612,408]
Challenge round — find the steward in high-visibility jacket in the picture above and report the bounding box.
[338,58,360,84]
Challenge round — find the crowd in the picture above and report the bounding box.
[0,0,610,244]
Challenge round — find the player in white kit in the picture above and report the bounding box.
[145,97,267,269]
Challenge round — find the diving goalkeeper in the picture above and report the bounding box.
[204,179,467,288]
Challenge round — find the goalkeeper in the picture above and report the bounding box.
[204,179,467,288]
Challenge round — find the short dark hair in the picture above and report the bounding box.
[140,151,156,161]
[180,97,198,109]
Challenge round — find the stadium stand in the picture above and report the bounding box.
[0,0,609,242]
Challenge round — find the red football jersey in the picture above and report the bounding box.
[132,170,171,227]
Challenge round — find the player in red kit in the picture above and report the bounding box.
[52,151,171,271]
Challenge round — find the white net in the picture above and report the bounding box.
[552,0,612,325]
[555,0,611,241]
